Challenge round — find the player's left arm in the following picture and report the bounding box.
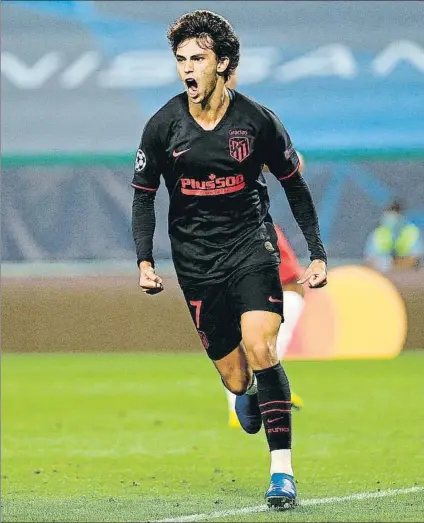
[264,110,327,288]
[282,173,327,288]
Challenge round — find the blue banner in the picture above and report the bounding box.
[2,1,424,153]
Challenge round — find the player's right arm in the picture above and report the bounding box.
[131,117,164,295]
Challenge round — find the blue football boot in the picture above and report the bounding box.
[265,473,297,509]
[235,393,262,434]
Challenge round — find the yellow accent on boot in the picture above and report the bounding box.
[228,410,241,428]
[291,392,304,410]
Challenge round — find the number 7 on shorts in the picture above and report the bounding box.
[189,300,202,329]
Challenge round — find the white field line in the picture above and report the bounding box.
[153,486,423,522]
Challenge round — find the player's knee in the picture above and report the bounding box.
[227,382,249,396]
[246,341,279,370]
[222,373,251,396]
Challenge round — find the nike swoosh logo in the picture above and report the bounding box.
[268,296,282,303]
[172,148,191,158]
[268,417,285,424]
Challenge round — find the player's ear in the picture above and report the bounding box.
[217,56,230,75]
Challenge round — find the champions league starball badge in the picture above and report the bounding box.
[135,149,147,172]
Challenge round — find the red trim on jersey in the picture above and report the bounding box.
[278,164,299,181]
[131,183,158,192]
[274,224,302,284]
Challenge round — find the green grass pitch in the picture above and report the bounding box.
[1,352,423,522]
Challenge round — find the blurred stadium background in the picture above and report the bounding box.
[1,1,424,522]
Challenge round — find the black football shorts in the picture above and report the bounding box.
[181,263,284,361]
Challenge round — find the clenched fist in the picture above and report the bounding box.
[138,261,164,295]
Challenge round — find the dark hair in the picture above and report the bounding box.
[167,10,240,81]
[385,199,404,214]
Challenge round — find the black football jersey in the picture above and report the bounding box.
[132,89,300,285]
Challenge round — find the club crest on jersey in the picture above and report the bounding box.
[229,132,251,163]
[134,148,146,172]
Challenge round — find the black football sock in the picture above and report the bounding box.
[254,363,292,451]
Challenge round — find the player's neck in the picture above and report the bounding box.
[189,83,230,131]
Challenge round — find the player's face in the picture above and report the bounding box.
[176,38,228,103]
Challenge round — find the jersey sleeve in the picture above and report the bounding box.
[263,108,300,181]
[131,117,163,192]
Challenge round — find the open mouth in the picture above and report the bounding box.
[185,78,198,97]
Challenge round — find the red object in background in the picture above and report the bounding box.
[274,224,303,284]
[274,223,335,360]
